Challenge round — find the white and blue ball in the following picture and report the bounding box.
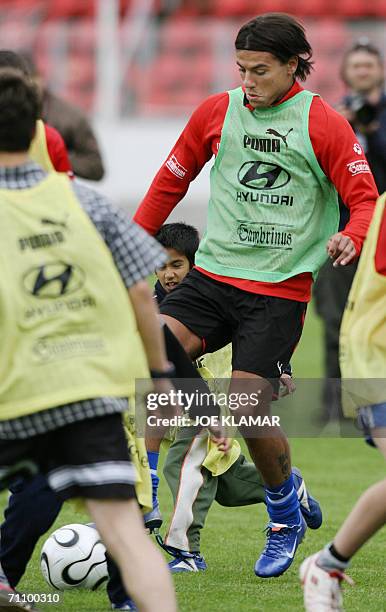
[40,523,108,590]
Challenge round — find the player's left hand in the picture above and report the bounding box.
[326,232,357,267]
[272,373,296,400]
[210,435,231,453]
[208,422,231,453]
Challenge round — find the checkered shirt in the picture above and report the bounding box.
[0,163,166,439]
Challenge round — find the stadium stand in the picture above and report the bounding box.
[0,0,384,116]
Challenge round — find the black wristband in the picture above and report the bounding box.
[150,363,176,379]
[282,363,292,376]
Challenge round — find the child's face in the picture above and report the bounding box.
[156,248,191,293]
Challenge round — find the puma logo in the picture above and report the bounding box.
[266,128,293,147]
[41,217,68,229]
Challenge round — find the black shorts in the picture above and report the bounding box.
[0,414,136,501]
[160,269,306,378]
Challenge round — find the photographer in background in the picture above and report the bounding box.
[314,39,385,423]
[337,39,386,193]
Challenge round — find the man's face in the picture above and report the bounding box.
[344,50,384,94]
[156,248,191,293]
[236,50,298,108]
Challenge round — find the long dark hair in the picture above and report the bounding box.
[235,13,314,81]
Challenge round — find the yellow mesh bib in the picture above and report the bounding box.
[340,194,386,416]
[29,119,54,172]
[0,173,149,419]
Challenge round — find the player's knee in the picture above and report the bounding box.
[230,377,273,420]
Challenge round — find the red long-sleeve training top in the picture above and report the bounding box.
[44,123,72,174]
[134,82,378,301]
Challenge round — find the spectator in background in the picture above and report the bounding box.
[313,39,385,422]
[0,50,72,176]
[21,51,105,181]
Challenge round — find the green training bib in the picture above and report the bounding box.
[195,87,339,282]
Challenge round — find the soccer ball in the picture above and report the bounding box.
[40,523,108,590]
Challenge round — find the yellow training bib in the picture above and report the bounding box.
[340,194,386,416]
[29,119,54,172]
[0,173,149,419]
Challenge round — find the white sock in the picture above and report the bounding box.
[317,543,349,572]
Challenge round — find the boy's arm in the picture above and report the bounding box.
[128,280,170,373]
[129,281,178,436]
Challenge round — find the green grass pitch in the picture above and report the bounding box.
[1,303,385,611]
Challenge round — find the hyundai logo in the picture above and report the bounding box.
[23,262,85,298]
[238,161,291,190]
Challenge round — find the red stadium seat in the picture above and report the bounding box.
[0,0,42,7]
[0,4,40,49]
[133,45,214,116]
[373,0,386,16]
[307,20,350,52]
[64,51,95,111]
[334,0,373,17]
[212,0,249,17]
[294,0,334,17]
[159,19,213,52]
[67,20,96,51]
[45,0,94,20]
[256,0,295,12]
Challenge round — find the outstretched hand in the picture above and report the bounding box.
[326,232,357,267]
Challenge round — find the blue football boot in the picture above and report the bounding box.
[293,467,323,530]
[254,514,307,578]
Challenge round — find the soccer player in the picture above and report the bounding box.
[147,222,201,522]
[153,222,200,302]
[0,69,176,611]
[145,223,321,574]
[134,13,378,577]
[0,221,226,611]
[300,192,386,611]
